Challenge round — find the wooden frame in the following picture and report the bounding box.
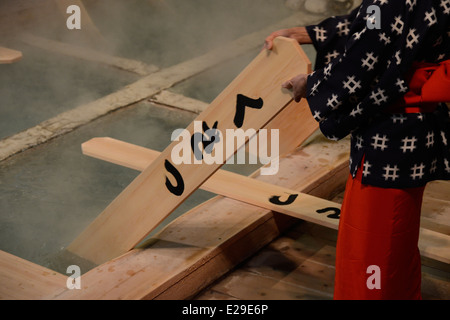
[1,133,448,299]
[0,47,22,64]
[67,37,312,265]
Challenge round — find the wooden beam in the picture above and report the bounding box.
[0,11,321,162]
[81,137,341,229]
[80,137,450,266]
[67,38,312,265]
[50,135,352,300]
[0,47,22,64]
[0,250,66,300]
[150,91,319,159]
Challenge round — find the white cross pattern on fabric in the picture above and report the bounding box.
[326,135,339,141]
[394,51,402,65]
[441,131,448,146]
[410,163,426,180]
[369,88,388,105]
[391,16,404,35]
[310,81,321,96]
[327,94,342,110]
[363,160,372,177]
[324,63,333,77]
[424,8,437,27]
[343,76,362,94]
[371,134,389,151]
[336,19,351,37]
[314,26,327,42]
[361,52,378,71]
[406,28,420,49]
[391,114,407,124]
[354,28,367,41]
[445,159,450,173]
[417,113,424,121]
[430,159,438,173]
[406,0,417,12]
[350,104,363,117]
[377,0,389,5]
[426,131,435,148]
[379,32,391,45]
[395,78,408,93]
[313,111,323,122]
[325,50,340,64]
[355,135,364,150]
[441,0,450,15]
[383,164,400,181]
[400,136,417,153]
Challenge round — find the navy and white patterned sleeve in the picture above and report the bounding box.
[303,0,439,141]
[305,8,360,70]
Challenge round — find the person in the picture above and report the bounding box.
[264,0,449,300]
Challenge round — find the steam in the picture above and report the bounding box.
[0,0,358,273]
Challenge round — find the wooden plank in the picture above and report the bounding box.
[199,220,450,301]
[54,135,448,300]
[149,91,318,158]
[0,250,66,300]
[149,90,210,114]
[421,198,450,235]
[0,11,320,162]
[67,37,312,265]
[424,181,450,201]
[81,137,339,230]
[240,241,336,298]
[0,47,22,64]
[254,98,318,160]
[51,135,351,300]
[80,137,450,265]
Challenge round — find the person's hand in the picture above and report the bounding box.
[264,29,292,50]
[264,27,312,50]
[282,74,308,102]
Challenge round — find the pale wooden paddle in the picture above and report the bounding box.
[68,37,311,265]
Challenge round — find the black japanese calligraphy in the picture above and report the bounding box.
[191,121,220,160]
[269,193,298,206]
[233,94,263,128]
[164,159,184,196]
[316,207,341,219]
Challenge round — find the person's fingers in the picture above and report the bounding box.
[263,34,276,50]
[281,80,293,89]
[264,30,288,50]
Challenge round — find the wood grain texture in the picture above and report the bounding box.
[0,250,66,300]
[51,135,351,300]
[67,38,312,265]
[0,47,22,64]
[81,137,450,265]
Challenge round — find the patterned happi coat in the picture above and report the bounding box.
[305,0,450,188]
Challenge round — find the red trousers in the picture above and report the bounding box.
[334,166,425,300]
[333,60,449,299]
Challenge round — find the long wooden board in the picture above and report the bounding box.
[0,250,66,300]
[68,37,312,264]
[0,46,22,64]
[81,137,450,265]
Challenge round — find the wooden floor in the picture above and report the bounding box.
[1,2,448,300]
[195,191,450,300]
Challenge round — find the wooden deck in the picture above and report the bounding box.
[0,1,448,300]
[195,189,450,300]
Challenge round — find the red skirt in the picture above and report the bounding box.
[333,166,425,300]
